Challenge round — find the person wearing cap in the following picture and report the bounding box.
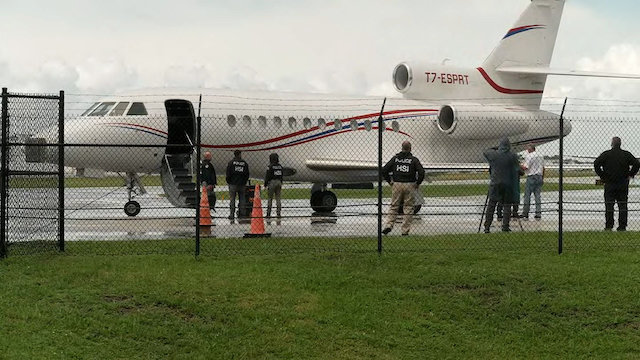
[226,150,250,220]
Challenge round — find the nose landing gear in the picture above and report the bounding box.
[124,200,141,217]
[123,172,146,217]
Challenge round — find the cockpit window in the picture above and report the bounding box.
[88,102,116,117]
[127,102,148,115]
[109,102,130,116]
[81,102,100,116]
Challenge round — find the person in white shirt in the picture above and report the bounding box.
[520,145,545,220]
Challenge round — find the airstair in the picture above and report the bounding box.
[160,154,197,208]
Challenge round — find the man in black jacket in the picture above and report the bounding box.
[381,141,425,236]
[594,137,640,231]
[264,153,283,219]
[226,150,250,220]
[483,138,519,233]
[200,151,217,212]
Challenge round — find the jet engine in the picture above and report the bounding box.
[436,104,533,140]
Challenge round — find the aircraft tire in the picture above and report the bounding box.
[311,191,337,213]
[124,200,141,217]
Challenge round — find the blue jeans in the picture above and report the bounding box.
[522,175,543,217]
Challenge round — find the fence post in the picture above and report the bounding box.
[558,98,568,255]
[377,98,387,254]
[58,90,65,252]
[1,88,7,258]
[195,95,202,257]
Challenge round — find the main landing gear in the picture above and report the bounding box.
[123,172,147,217]
[310,183,337,213]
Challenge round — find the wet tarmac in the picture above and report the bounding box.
[59,185,640,240]
[7,184,640,242]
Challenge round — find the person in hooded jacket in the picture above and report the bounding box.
[264,153,283,219]
[381,141,425,236]
[483,138,519,233]
[594,136,640,231]
[496,162,523,221]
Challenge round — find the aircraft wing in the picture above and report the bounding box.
[306,158,595,172]
[496,66,640,79]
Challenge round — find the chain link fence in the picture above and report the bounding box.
[2,89,640,257]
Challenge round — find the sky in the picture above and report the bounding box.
[1,0,639,101]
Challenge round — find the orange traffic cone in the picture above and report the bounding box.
[244,184,271,238]
[199,185,212,227]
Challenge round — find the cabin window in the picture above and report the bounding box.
[303,117,312,129]
[317,118,326,130]
[227,115,237,127]
[81,102,100,116]
[334,120,342,131]
[109,102,130,116]
[392,121,400,132]
[88,102,116,116]
[127,102,148,115]
[242,115,252,127]
[350,120,358,131]
[364,119,372,131]
[258,116,267,127]
[288,117,297,129]
[273,116,282,128]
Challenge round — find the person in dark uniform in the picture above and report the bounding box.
[381,141,425,236]
[594,136,640,231]
[226,150,250,220]
[200,151,217,212]
[483,137,519,233]
[264,153,283,220]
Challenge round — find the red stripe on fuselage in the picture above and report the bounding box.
[228,127,412,152]
[211,109,435,148]
[103,122,168,135]
[477,67,543,95]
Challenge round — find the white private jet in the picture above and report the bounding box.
[29,0,640,216]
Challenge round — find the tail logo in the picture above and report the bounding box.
[503,25,546,39]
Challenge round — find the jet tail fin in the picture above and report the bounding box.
[479,0,566,107]
[482,0,566,70]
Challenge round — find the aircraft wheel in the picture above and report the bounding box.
[311,191,337,213]
[124,200,141,217]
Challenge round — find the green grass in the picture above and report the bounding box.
[2,233,640,359]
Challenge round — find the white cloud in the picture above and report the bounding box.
[219,65,272,91]
[578,44,640,74]
[76,58,138,93]
[545,44,640,101]
[37,61,80,93]
[163,64,211,88]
